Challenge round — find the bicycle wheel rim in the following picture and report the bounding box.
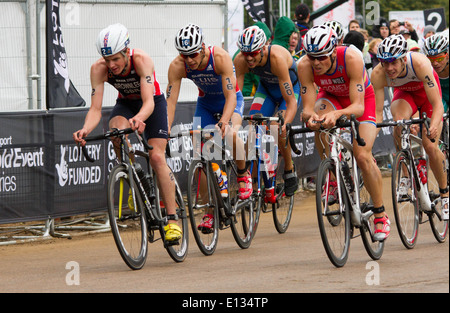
[272,154,294,234]
[187,161,219,256]
[358,171,385,260]
[391,151,419,249]
[108,165,148,270]
[427,149,449,243]
[316,159,350,268]
[164,172,189,262]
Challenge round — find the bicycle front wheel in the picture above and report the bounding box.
[391,151,419,249]
[187,160,219,256]
[316,158,351,268]
[427,148,449,243]
[107,164,148,270]
[272,154,294,234]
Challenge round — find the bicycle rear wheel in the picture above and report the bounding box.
[229,160,261,249]
[316,158,351,268]
[187,160,219,256]
[107,164,148,270]
[358,171,384,260]
[427,148,449,243]
[157,169,189,262]
[391,151,419,249]
[272,154,294,234]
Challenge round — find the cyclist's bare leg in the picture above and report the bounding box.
[109,115,135,161]
[229,113,247,174]
[277,110,294,172]
[391,98,414,178]
[422,122,448,197]
[353,123,385,220]
[148,138,178,223]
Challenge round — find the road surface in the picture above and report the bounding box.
[0,177,448,296]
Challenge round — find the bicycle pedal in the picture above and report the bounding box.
[165,240,180,247]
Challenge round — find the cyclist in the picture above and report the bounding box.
[72,23,182,242]
[234,26,301,199]
[422,33,449,114]
[371,34,448,221]
[299,25,390,241]
[166,23,249,232]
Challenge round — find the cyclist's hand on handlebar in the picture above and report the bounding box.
[427,124,439,142]
[216,120,229,138]
[73,128,89,146]
[129,117,146,134]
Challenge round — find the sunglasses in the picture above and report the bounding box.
[307,54,330,61]
[242,50,261,58]
[180,49,202,60]
[378,57,398,64]
[427,53,447,63]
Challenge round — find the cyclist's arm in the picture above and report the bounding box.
[132,49,156,132]
[413,53,444,138]
[297,56,318,123]
[370,63,388,124]
[166,57,185,130]
[271,46,298,125]
[73,60,107,145]
[233,52,249,98]
[213,47,238,127]
[343,49,366,119]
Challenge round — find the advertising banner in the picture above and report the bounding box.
[46,0,85,109]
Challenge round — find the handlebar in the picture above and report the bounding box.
[79,128,153,163]
[286,114,365,155]
[376,112,436,143]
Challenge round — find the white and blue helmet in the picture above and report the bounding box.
[175,23,204,54]
[237,26,267,53]
[423,33,449,56]
[377,35,408,61]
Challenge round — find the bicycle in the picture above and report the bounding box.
[287,115,385,267]
[81,128,188,270]
[380,112,449,249]
[243,113,294,234]
[184,122,259,255]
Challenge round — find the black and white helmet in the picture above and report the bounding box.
[423,33,449,56]
[237,26,267,53]
[323,21,344,40]
[175,23,204,54]
[303,25,337,56]
[377,35,408,61]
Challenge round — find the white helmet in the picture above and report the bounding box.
[237,26,267,53]
[323,21,344,40]
[423,33,449,56]
[303,25,337,56]
[96,23,129,57]
[377,35,408,61]
[175,23,204,54]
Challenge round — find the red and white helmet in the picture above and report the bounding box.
[303,25,337,56]
[237,26,267,53]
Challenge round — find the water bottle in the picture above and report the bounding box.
[417,158,427,185]
[135,163,152,199]
[212,163,228,198]
[263,150,276,179]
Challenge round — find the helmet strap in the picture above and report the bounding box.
[325,55,335,74]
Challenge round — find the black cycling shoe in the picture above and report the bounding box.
[283,168,298,197]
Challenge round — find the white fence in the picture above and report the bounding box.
[0,0,227,112]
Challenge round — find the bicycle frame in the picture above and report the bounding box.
[323,127,372,229]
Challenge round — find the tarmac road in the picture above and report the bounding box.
[0,177,448,295]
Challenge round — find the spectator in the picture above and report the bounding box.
[423,25,436,39]
[343,30,372,74]
[419,25,437,52]
[372,17,390,39]
[399,26,420,52]
[389,19,419,42]
[289,31,301,61]
[368,38,382,69]
[348,19,360,31]
[273,16,298,50]
[294,3,310,54]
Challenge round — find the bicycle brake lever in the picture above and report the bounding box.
[422,112,435,143]
[350,115,366,147]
